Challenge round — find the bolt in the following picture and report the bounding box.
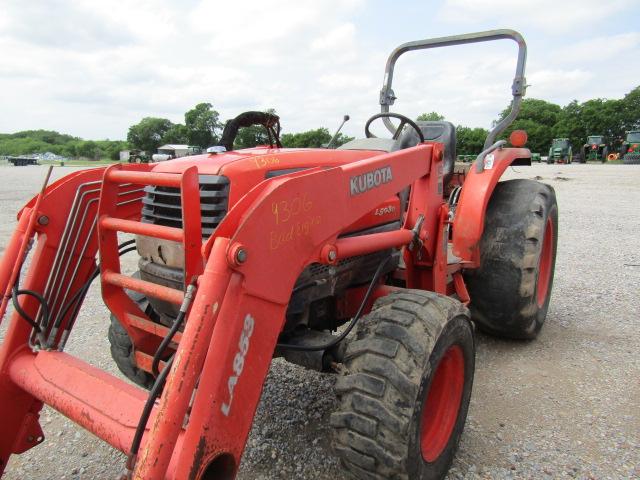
[235,248,248,264]
[37,215,49,226]
[328,250,337,262]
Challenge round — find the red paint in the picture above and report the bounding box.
[536,217,554,307]
[0,140,535,478]
[420,345,465,462]
[452,147,531,266]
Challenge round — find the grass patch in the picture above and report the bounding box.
[39,158,121,167]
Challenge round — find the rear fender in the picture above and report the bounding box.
[452,147,530,267]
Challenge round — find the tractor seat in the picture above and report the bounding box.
[393,121,457,184]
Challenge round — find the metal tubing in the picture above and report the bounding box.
[8,351,148,453]
[379,29,527,149]
[0,168,52,324]
[102,271,184,305]
[100,217,183,242]
[106,170,182,188]
[0,207,32,324]
[335,229,414,260]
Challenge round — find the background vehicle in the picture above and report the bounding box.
[127,149,149,163]
[581,135,608,163]
[152,145,202,162]
[621,130,640,164]
[0,30,558,480]
[7,156,38,166]
[548,138,572,164]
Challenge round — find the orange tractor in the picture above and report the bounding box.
[0,30,557,479]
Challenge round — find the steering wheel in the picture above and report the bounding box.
[364,112,425,142]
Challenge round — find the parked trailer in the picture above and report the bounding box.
[7,156,39,166]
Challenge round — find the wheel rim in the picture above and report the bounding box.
[420,344,465,463]
[536,217,554,307]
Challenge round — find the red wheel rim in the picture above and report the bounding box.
[536,217,554,307]
[420,345,465,463]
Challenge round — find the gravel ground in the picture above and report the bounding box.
[1,163,639,480]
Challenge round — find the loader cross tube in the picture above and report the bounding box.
[379,29,527,150]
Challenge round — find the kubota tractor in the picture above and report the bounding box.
[0,30,558,480]
[548,138,572,164]
[621,130,640,164]
[581,135,608,163]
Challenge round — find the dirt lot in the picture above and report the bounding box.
[1,163,639,479]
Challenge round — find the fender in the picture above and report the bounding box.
[452,147,530,266]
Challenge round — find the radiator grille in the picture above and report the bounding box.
[141,174,230,237]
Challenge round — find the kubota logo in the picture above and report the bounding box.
[350,166,393,195]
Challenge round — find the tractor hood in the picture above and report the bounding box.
[147,146,382,176]
[146,146,384,206]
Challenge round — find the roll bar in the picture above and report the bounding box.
[379,29,527,151]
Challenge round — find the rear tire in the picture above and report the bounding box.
[464,179,558,339]
[331,290,474,479]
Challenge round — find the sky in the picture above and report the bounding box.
[1,0,639,140]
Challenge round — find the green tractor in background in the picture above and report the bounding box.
[548,138,572,164]
[581,135,608,163]
[621,131,640,165]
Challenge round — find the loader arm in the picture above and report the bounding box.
[0,143,441,479]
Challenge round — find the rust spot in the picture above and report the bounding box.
[189,436,208,480]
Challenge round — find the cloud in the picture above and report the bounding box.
[0,0,638,141]
[0,0,136,51]
[437,0,636,33]
[553,32,640,63]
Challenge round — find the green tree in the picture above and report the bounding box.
[234,125,273,149]
[554,98,625,152]
[495,98,562,153]
[127,117,174,154]
[333,132,355,147]
[97,140,128,161]
[417,112,445,121]
[162,124,189,144]
[77,140,102,160]
[620,86,640,130]
[280,128,333,148]
[456,126,489,155]
[185,103,222,148]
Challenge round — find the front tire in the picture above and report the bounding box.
[331,290,475,479]
[464,179,558,339]
[107,273,156,389]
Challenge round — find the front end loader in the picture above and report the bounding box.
[0,29,558,480]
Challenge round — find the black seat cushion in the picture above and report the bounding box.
[394,121,457,183]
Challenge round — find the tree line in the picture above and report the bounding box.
[451,85,639,155]
[126,103,354,153]
[1,85,637,159]
[0,130,126,160]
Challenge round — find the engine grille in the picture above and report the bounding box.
[141,174,230,237]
